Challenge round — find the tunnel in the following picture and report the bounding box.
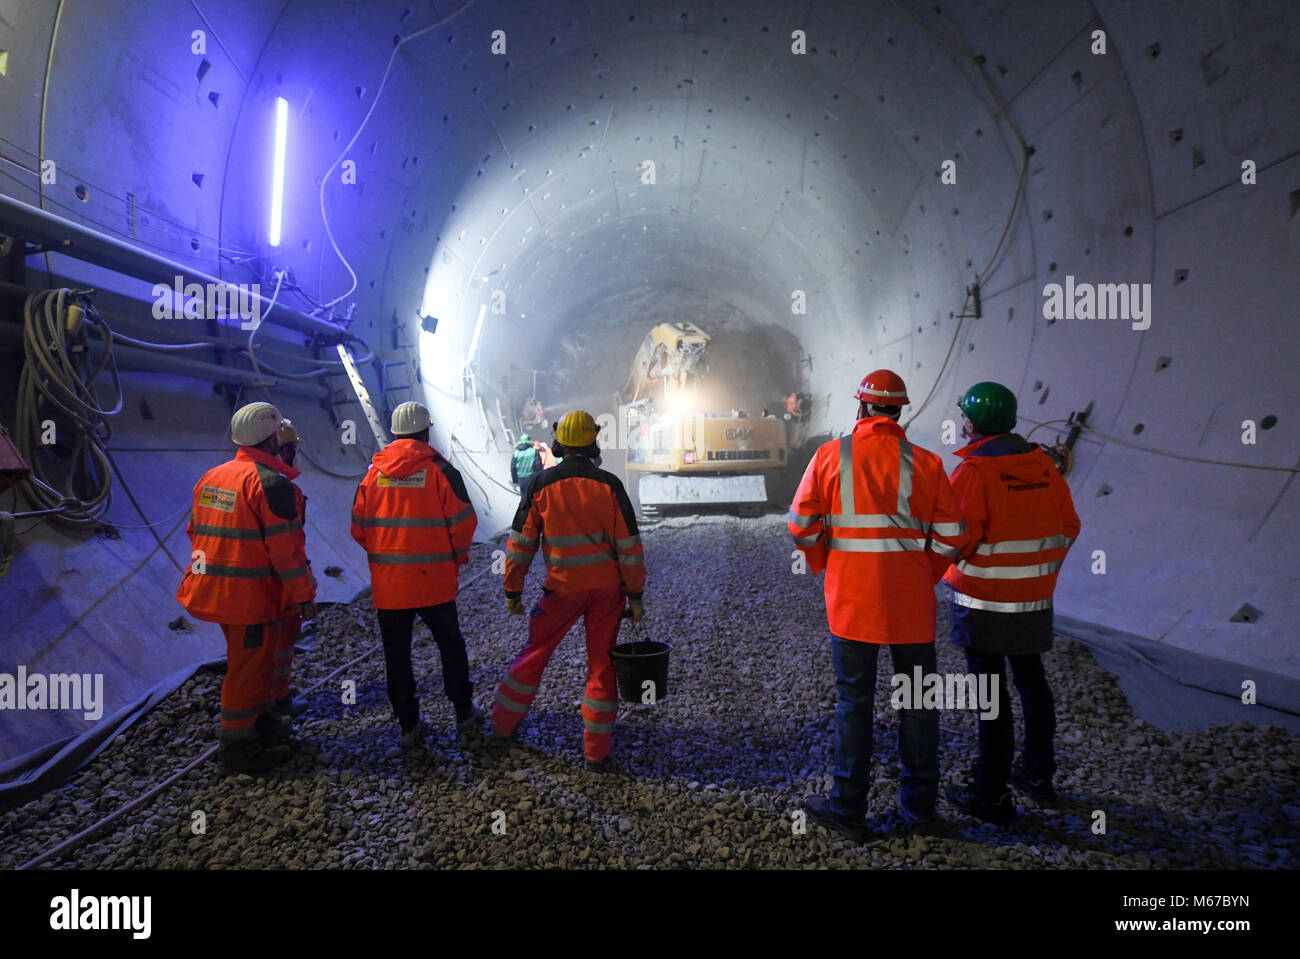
[0,0,1298,889]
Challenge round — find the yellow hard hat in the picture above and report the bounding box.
[554,410,598,447]
[276,419,300,446]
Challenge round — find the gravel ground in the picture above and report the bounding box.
[2,513,1297,869]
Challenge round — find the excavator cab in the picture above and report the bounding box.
[620,321,788,512]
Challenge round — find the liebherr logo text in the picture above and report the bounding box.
[50,889,151,939]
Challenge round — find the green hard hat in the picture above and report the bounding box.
[957,381,1018,434]
[519,433,531,443]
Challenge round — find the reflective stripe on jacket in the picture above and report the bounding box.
[504,456,645,598]
[350,439,477,609]
[788,417,967,644]
[176,446,315,625]
[942,433,1081,613]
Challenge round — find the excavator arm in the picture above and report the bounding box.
[624,322,711,404]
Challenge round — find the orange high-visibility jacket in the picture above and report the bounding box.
[350,438,476,609]
[942,433,1081,613]
[176,446,315,625]
[788,417,968,644]
[504,456,645,599]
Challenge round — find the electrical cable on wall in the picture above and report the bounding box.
[1021,416,1299,474]
[450,434,521,497]
[14,290,123,527]
[316,1,482,309]
[102,449,185,570]
[893,0,1031,428]
[110,331,214,352]
[105,311,376,372]
[294,444,369,481]
[245,269,286,383]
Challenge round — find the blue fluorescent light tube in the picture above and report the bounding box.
[269,97,288,247]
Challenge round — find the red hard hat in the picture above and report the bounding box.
[854,369,909,406]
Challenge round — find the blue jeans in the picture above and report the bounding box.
[829,637,939,822]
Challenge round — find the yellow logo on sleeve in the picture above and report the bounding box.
[377,469,427,488]
[198,486,238,512]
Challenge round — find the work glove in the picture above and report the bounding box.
[627,598,645,623]
[506,597,525,616]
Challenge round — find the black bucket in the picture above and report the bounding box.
[611,640,671,703]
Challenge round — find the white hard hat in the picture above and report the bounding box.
[230,402,283,446]
[391,401,432,437]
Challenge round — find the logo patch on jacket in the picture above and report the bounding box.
[198,486,237,512]
[377,469,427,488]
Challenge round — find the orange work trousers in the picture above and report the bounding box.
[492,585,624,761]
[271,611,300,701]
[218,619,289,741]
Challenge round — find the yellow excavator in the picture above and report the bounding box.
[618,321,787,511]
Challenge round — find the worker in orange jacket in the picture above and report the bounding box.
[789,370,967,840]
[270,419,312,721]
[490,410,646,773]
[176,402,316,774]
[942,382,1081,824]
[351,401,480,748]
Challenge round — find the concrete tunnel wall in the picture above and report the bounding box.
[0,0,1297,765]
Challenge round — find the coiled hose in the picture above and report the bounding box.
[15,289,123,527]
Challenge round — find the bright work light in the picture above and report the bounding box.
[269,97,288,247]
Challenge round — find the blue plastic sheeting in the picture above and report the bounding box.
[1054,615,1300,735]
[0,657,221,814]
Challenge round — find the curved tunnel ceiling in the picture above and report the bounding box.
[216,0,1300,676]
[1,0,1297,767]
[225,1,1008,394]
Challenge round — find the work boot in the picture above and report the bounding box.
[945,782,1015,826]
[1011,761,1056,804]
[861,808,951,841]
[219,739,290,775]
[475,727,518,759]
[255,712,292,747]
[584,756,622,776]
[802,796,868,843]
[274,696,308,719]
[399,718,427,749]
[456,705,486,741]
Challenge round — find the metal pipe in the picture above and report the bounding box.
[0,278,356,368]
[111,349,330,400]
[0,192,347,341]
[0,323,329,400]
